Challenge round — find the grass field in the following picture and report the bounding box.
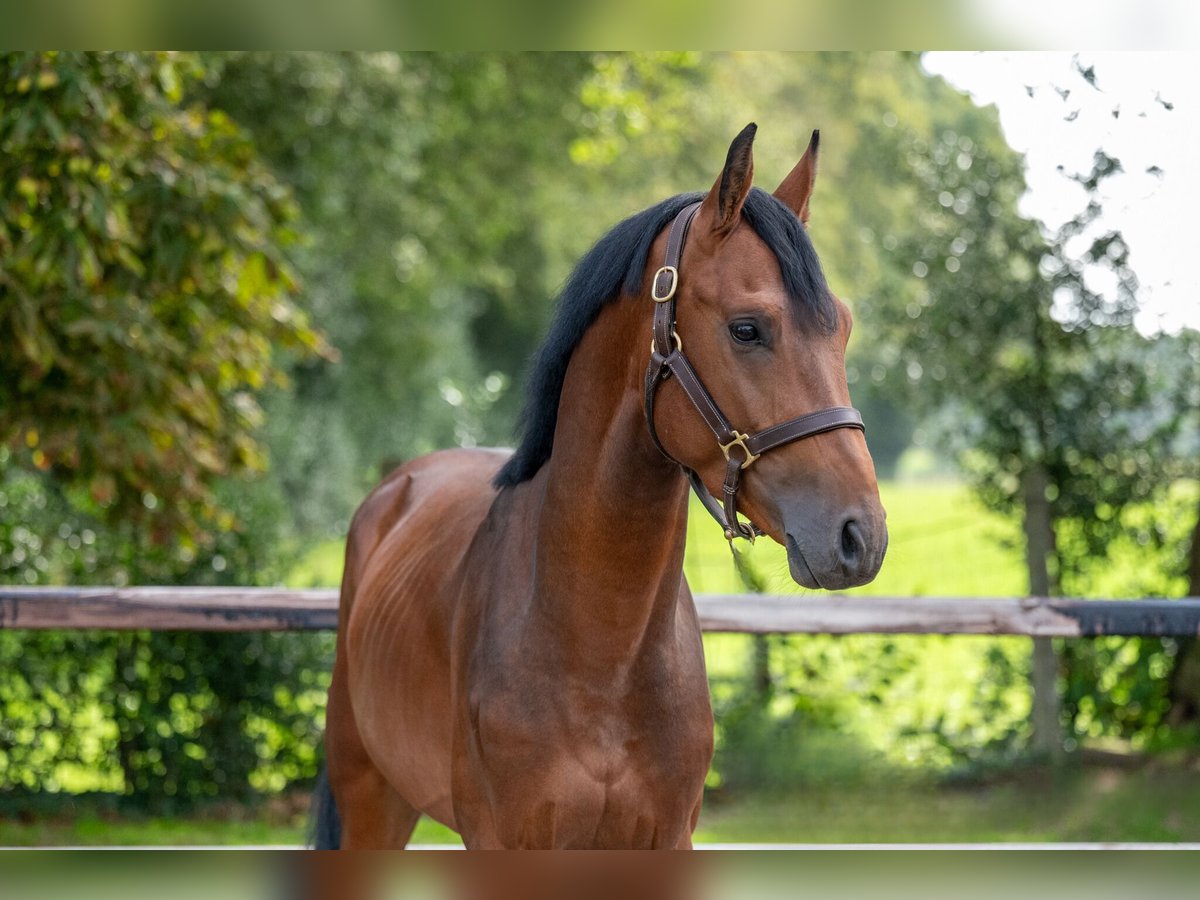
[683,478,1027,598]
[5,756,1200,846]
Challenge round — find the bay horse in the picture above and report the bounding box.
[314,124,887,849]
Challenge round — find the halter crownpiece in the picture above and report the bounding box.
[643,201,865,542]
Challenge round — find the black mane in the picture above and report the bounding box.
[493,187,835,488]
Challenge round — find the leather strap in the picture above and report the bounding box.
[644,202,865,542]
[746,406,863,457]
[651,202,700,361]
[662,351,736,444]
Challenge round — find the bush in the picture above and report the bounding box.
[0,449,331,810]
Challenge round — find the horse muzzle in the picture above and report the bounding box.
[784,505,887,591]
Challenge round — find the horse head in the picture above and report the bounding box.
[647,124,888,590]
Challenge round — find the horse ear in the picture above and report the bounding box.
[774,129,820,226]
[700,123,756,237]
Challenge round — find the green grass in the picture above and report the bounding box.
[0,814,303,847]
[693,760,1200,843]
[285,538,346,589]
[0,793,464,847]
[683,478,1027,597]
[6,759,1200,845]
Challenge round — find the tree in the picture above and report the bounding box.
[874,66,1192,758]
[1164,337,1200,728]
[0,51,329,551]
[185,53,623,537]
[0,52,331,805]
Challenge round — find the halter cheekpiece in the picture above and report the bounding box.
[643,201,866,542]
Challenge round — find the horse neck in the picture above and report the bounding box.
[529,294,692,668]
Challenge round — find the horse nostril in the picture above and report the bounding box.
[840,519,865,568]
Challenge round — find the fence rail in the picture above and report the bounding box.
[2,587,1199,636]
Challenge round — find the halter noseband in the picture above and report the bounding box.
[643,201,865,542]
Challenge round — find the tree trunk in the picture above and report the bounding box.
[1189,491,1200,596]
[1023,465,1063,761]
[112,631,143,797]
[732,548,773,700]
[752,635,772,699]
[1166,492,1200,726]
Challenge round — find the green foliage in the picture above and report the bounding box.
[103,630,329,806]
[705,487,1032,788]
[0,52,333,808]
[710,683,891,793]
[0,51,328,545]
[1058,481,1200,750]
[0,448,329,808]
[918,642,1033,774]
[194,53,606,534]
[708,547,864,793]
[0,447,116,585]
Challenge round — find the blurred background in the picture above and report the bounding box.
[1,51,1198,847]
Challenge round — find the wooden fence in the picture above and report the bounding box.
[2,586,1199,636]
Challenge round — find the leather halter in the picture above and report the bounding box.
[643,201,865,542]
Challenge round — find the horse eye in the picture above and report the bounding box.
[729,321,760,344]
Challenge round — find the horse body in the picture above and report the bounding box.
[329,287,714,848]
[321,124,888,849]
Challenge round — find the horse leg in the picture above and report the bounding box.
[669,797,704,849]
[325,659,422,849]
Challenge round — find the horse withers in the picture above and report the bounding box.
[314,124,887,849]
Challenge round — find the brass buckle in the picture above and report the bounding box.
[720,431,759,469]
[650,332,682,356]
[651,266,678,302]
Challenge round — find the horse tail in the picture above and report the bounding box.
[308,765,341,849]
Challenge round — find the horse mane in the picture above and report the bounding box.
[493,187,836,489]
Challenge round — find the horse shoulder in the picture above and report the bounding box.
[340,448,515,815]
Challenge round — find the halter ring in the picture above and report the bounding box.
[650,332,683,356]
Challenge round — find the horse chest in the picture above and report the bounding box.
[460,679,710,848]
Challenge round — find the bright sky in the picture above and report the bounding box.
[965,1,1200,49]
[922,51,1199,336]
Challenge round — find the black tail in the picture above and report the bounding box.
[308,766,341,849]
